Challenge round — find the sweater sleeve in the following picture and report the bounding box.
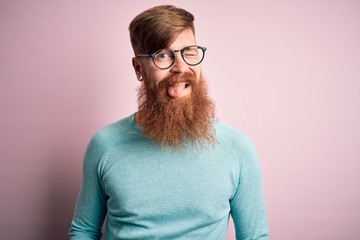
[230,137,269,240]
[69,134,108,240]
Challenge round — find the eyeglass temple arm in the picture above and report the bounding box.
[136,54,152,58]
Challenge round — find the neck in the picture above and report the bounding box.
[134,111,143,127]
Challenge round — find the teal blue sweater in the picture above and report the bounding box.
[69,114,268,239]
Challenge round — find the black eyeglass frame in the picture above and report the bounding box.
[136,45,207,70]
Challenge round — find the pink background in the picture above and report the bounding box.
[1,1,360,239]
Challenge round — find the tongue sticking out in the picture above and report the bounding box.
[167,83,190,98]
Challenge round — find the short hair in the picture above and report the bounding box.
[129,5,195,55]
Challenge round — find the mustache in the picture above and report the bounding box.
[158,72,197,88]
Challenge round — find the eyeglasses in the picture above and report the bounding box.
[136,45,207,70]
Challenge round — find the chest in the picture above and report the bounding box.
[100,144,239,222]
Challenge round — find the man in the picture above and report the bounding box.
[69,5,268,240]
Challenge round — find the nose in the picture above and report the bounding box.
[170,51,189,73]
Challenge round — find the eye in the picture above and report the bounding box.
[184,53,197,57]
[154,50,174,62]
[183,48,199,58]
[159,53,170,59]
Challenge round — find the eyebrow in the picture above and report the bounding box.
[165,45,198,51]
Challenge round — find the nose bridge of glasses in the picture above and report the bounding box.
[167,49,187,71]
[173,49,187,64]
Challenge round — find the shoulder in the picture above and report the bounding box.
[82,114,139,170]
[214,120,255,151]
[86,114,139,156]
[213,120,259,167]
[214,121,263,185]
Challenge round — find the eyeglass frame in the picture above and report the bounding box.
[136,45,207,70]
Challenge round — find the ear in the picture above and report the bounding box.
[132,57,142,76]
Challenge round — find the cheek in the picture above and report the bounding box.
[191,66,202,81]
[151,72,169,86]
[144,71,166,89]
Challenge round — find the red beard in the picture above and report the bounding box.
[137,72,216,148]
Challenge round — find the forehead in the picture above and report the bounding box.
[167,29,196,50]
